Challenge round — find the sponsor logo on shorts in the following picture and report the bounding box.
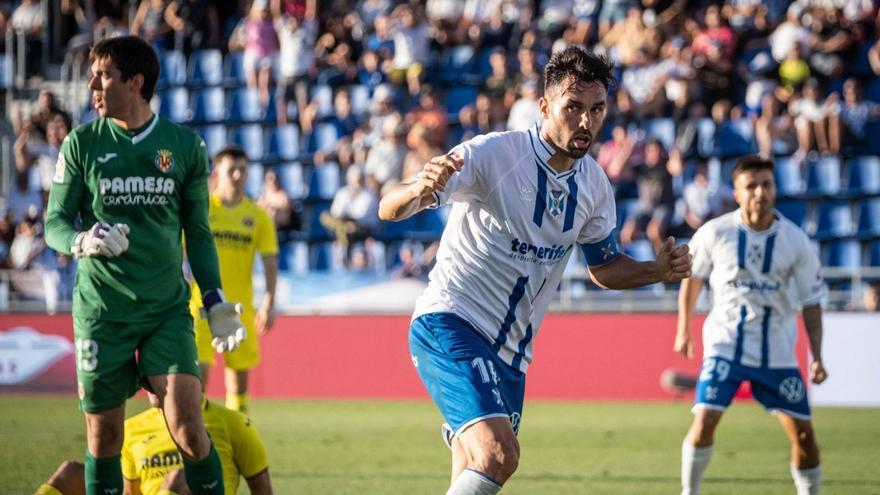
[510,412,521,433]
[779,376,805,403]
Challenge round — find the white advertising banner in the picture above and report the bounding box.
[812,313,880,407]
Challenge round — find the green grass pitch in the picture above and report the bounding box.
[2,396,878,494]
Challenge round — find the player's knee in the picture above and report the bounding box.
[47,461,84,492]
[473,437,519,482]
[793,423,817,450]
[168,423,210,459]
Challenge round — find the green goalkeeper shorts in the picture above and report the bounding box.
[73,312,200,413]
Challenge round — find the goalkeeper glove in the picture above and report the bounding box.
[201,289,246,353]
[71,222,130,259]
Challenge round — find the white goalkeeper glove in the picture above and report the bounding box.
[71,222,130,259]
[200,289,246,353]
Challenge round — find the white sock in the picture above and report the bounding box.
[791,464,821,495]
[681,441,713,495]
[446,469,502,495]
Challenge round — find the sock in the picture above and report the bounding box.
[34,484,63,495]
[225,391,248,413]
[182,443,224,494]
[681,441,713,495]
[446,469,502,495]
[791,464,821,495]
[84,453,122,495]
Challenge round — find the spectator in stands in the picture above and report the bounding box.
[364,112,408,189]
[863,283,880,312]
[620,139,678,251]
[690,4,736,105]
[406,85,447,148]
[358,50,388,97]
[474,91,506,133]
[672,160,732,238]
[755,93,797,158]
[601,6,659,68]
[827,78,880,154]
[779,43,811,92]
[320,166,379,260]
[14,113,69,195]
[514,45,543,90]
[8,172,42,225]
[229,0,279,108]
[364,83,399,146]
[365,14,395,59]
[23,91,71,141]
[769,3,811,66]
[275,0,317,125]
[596,122,637,194]
[806,6,854,79]
[358,0,393,28]
[506,78,542,132]
[598,0,637,39]
[620,46,671,119]
[131,0,172,49]
[789,79,832,159]
[389,4,431,95]
[483,48,517,119]
[390,240,426,280]
[165,0,221,54]
[9,0,44,78]
[9,214,43,270]
[402,121,441,181]
[455,104,481,143]
[256,168,297,232]
[869,35,880,76]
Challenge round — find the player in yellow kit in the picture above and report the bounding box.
[190,145,279,413]
[34,392,273,495]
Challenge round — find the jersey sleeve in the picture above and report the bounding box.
[577,167,619,266]
[689,222,714,280]
[45,134,85,254]
[256,208,279,256]
[793,231,825,306]
[434,135,487,206]
[226,411,270,478]
[182,137,222,293]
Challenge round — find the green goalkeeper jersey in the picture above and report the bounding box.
[46,115,221,322]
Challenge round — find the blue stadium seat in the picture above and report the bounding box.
[616,199,641,230]
[713,118,755,158]
[856,198,880,239]
[197,124,227,157]
[266,124,300,161]
[804,156,841,197]
[307,162,341,200]
[0,53,13,88]
[227,87,262,123]
[277,162,307,199]
[188,49,223,86]
[776,199,808,229]
[159,88,190,123]
[623,239,655,262]
[413,209,446,239]
[160,50,186,86]
[263,89,278,123]
[436,45,477,83]
[695,118,716,157]
[310,84,334,118]
[230,124,264,160]
[445,86,479,118]
[245,163,264,198]
[774,156,803,198]
[866,78,880,103]
[376,216,417,241]
[190,87,225,124]
[308,123,340,153]
[306,202,332,242]
[286,241,310,274]
[844,156,880,196]
[868,240,880,266]
[223,51,246,85]
[643,118,676,149]
[822,239,862,271]
[813,200,854,240]
[309,242,335,271]
[349,84,371,117]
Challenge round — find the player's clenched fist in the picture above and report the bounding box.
[655,236,692,282]
[412,152,463,194]
[72,222,130,258]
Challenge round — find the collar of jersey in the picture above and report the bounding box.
[528,122,579,180]
[735,207,781,234]
[107,113,159,145]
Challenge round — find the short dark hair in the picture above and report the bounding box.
[732,155,775,180]
[89,36,160,102]
[544,46,616,95]
[214,145,249,164]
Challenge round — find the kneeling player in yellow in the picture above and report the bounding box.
[190,145,279,413]
[34,392,273,495]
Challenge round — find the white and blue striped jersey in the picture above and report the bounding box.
[690,210,825,369]
[412,124,620,373]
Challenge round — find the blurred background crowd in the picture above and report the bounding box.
[1,0,880,312]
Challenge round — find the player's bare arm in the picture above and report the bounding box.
[802,304,827,384]
[245,468,273,494]
[256,254,278,336]
[378,152,463,221]
[675,277,704,358]
[589,236,692,290]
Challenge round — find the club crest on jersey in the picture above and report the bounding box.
[548,190,565,216]
[155,149,175,173]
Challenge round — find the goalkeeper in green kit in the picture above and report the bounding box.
[45,36,243,495]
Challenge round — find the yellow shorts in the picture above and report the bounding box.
[194,307,260,370]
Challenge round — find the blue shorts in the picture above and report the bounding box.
[409,312,526,438]
[694,356,811,420]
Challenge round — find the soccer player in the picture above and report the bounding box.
[34,392,273,495]
[674,155,828,495]
[45,36,245,495]
[378,46,693,494]
[189,145,279,413]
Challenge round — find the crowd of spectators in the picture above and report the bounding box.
[3,0,880,309]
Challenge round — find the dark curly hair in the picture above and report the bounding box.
[543,46,616,96]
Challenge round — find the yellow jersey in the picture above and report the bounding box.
[189,194,278,313]
[121,399,269,495]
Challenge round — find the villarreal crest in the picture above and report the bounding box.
[155,149,175,173]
